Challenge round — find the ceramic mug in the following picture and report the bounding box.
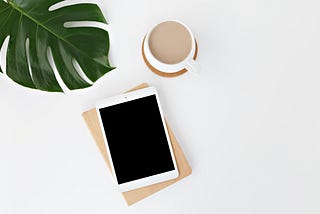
[142,20,200,77]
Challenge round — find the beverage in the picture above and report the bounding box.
[148,21,192,64]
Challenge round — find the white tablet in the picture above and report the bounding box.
[96,87,179,192]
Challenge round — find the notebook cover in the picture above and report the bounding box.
[82,83,192,205]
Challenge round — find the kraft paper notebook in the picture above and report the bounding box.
[82,83,192,206]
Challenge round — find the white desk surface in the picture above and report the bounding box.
[1,0,320,213]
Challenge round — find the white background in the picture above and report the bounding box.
[1,0,320,213]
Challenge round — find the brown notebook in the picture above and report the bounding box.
[82,83,192,206]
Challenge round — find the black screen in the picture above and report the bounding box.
[99,95,175,184]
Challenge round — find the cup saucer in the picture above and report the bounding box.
[142,36,198,77]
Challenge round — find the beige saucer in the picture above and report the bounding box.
[142,36,198,77]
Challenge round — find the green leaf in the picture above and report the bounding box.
[0,0,114,92]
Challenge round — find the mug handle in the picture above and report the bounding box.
[185,59,200,75]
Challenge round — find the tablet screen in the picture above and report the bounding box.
[99,95,175,184]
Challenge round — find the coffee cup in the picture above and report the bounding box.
[142,20,200,77]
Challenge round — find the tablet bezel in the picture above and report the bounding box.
[96,87,179,192]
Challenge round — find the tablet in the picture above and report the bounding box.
[96,87,179,192]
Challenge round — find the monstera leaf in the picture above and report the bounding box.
[0,0,114,92]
